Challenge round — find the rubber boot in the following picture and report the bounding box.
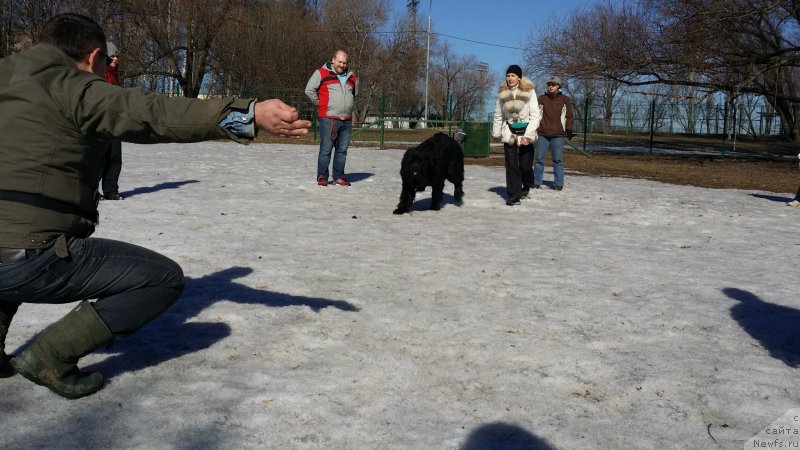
[0,301,20,378]
[11,301,114,399]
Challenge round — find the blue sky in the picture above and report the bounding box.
[390,0,595,81]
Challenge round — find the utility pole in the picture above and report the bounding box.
[423,8,430,129]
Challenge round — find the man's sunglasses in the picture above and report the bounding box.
[99,51,113,65]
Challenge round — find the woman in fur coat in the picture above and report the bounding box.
[491,65,541,206]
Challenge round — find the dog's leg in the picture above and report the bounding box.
[453,180,464,203]
[430,180,445,210]
[447,159,465,204]
[393,183,416,215]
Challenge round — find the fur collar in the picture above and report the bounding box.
[497,77,534,94]
[497,77,534,121]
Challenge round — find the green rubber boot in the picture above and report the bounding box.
[11,301,114,399]
[1,301,20,378]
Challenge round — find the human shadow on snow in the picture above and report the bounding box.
[488,186,506,199]
[489,182,556,201]
[749,193,793,203]
[121,179,200,199]
[461,422,555,450]
[86,266,359,379]
[724,287,800,368]
[342,172,374,183]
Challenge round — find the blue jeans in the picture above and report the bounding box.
[534,135,566,188]
[317,118,352,180]
[0,238,184,335]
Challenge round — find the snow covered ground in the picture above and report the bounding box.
[2,142,798,449]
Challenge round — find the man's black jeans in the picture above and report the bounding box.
[0,237,184,335]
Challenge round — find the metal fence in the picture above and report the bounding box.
[230,87,792,153]
[573,99,785,138]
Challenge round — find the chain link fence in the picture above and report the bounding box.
[573,99,785,138]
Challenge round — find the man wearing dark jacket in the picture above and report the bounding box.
[0,13,310,399]
[534,76,574,191]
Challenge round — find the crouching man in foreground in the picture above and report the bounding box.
[0,13,310,398]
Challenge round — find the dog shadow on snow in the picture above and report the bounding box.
[85,266,359,379]
[724,287,800,368]
[405,192,462,212]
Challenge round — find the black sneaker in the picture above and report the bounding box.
[103,192,124,200]
[506,197,521,206]
[553,186,563,191]
[520,189,530,199]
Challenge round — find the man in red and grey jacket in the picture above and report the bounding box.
[305,50,358,186]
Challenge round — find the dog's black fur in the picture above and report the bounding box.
[393,132,464,215]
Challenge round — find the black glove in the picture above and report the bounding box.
[566,129,576,140]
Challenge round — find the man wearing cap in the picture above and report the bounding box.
[100,41,123,200]
[534,76,574,191]
[491,64,541,206]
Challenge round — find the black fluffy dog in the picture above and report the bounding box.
[393,132,465,215]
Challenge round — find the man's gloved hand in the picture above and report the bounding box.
[567,129,576,140]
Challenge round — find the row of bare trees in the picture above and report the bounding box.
[0,0,496,124]
[3,1,796,135]
[527,0,800,141]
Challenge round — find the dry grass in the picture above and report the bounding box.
[467,152,799,193]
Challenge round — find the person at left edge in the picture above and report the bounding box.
[788,153,800,207]
[100,41,124,200]
[0,13,310,399]
[305,50,358,187]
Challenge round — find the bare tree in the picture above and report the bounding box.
[2,0,65,55]
[1,0,11,57]
[429,42,495,122]
[641,0,800,140]
[314,0,388,122]
[526,4,634,134]
[376,11,427,120]
[526,0,800,141]
[213,1,327,105]
[118,0,239,98]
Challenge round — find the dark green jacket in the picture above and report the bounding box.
[0,44,253,248]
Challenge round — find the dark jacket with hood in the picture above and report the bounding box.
[0,43,253,249]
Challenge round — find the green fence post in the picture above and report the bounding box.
[649,97,656,155]
[312,110,317,142]
[721,100,728,157]
[380,91,386,150]
[582,95,590,153]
